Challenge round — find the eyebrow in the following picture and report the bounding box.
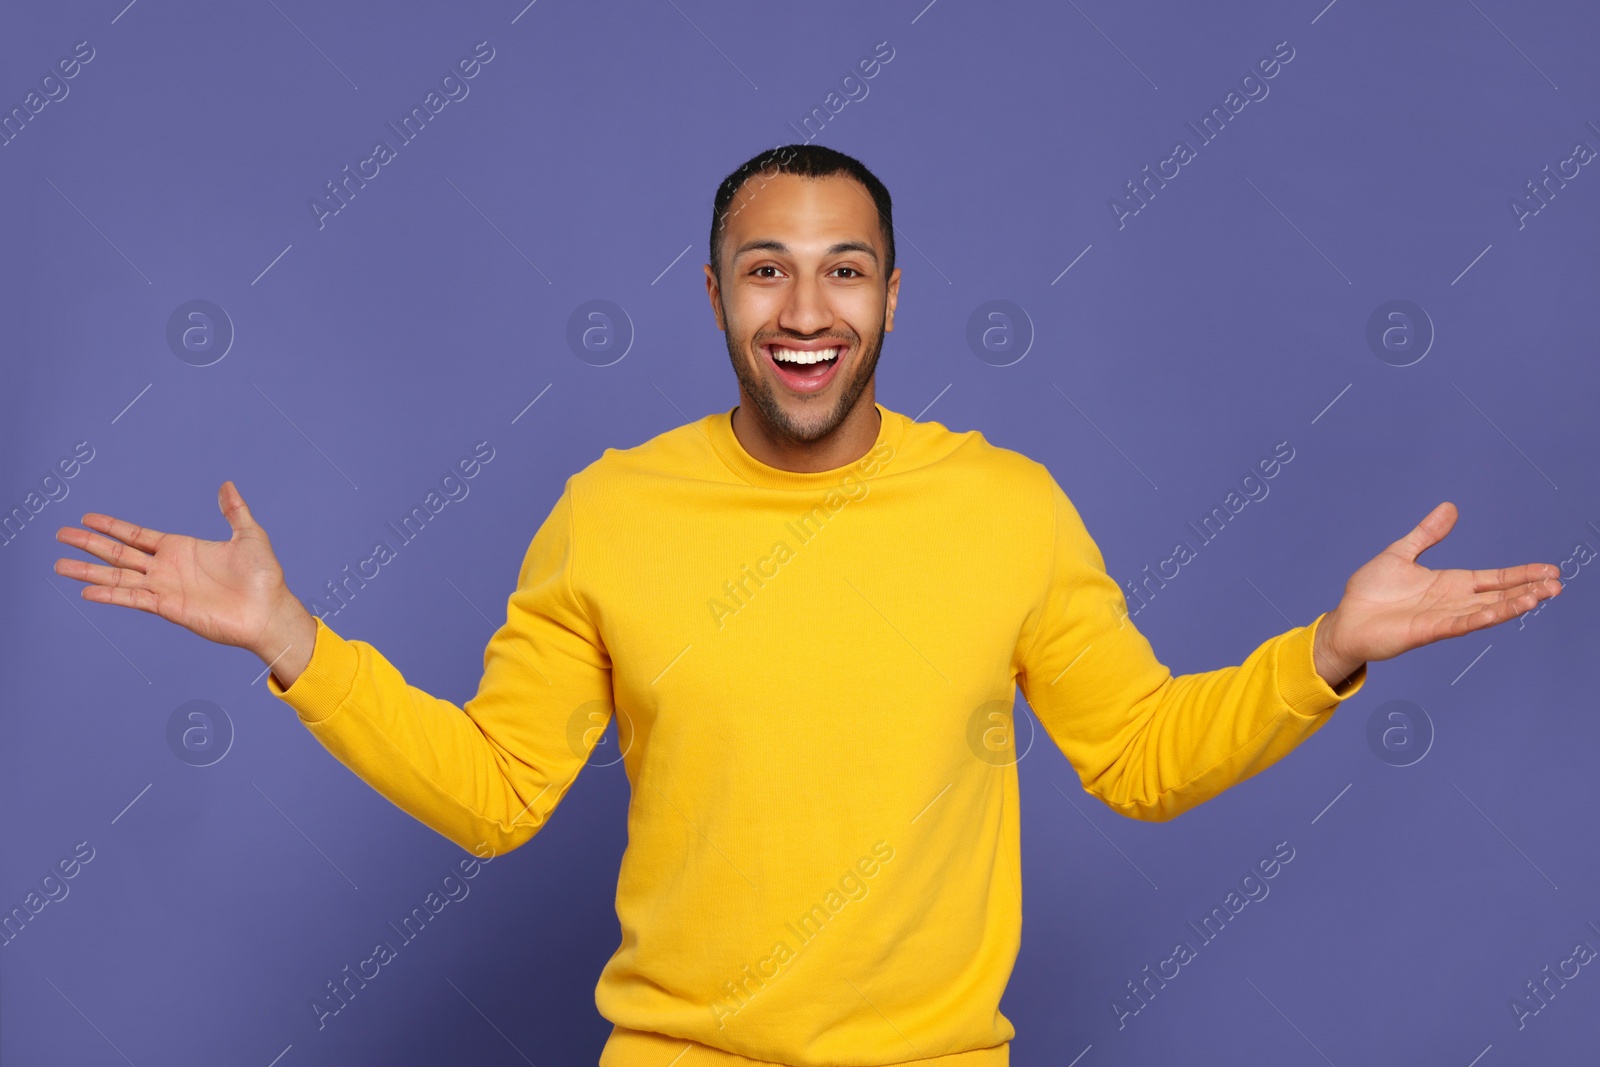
[731,239,880,266]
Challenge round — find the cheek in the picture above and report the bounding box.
[724,291,779,338]
[838,301,885,342]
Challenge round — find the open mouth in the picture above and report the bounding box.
[764,343,846,394]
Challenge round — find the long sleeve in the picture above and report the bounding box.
[267,479,614,854]
[1016,475,1366,822]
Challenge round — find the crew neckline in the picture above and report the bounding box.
[705,401,908,489]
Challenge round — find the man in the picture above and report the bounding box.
[52,144,1561,1065]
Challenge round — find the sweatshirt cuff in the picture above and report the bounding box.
[1277,612,1367,718]
[265,614,359,724]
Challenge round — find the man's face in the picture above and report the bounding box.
[705,172,900,444]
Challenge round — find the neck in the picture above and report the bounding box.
[731,383,880,473]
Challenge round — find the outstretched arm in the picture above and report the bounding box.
[1017,483,1557,822]
[53,480,615,854]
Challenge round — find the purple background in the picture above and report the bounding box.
[4,0,1598,1063]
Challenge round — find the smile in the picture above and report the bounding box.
[763,343,846,394]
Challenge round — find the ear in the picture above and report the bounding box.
[703,263,725,331]
[884,267,901,332]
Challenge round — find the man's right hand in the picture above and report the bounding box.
[53,479,318,687]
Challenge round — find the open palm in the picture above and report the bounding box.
[53,480,290,654]
[1323,501,1563,665]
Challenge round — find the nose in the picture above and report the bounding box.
[776,269,831,337]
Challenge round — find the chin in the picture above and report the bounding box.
[772,399,843,441]
[759,385,850,442]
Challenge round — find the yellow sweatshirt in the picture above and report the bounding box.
[268,402,1366,1065]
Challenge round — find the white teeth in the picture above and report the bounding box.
[770,346,840,365]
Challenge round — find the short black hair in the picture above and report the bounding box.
[709,143,895,281]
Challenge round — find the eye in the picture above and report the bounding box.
[751,265,783,278]
[831,267,862,278]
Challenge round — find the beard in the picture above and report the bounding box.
[720,297,886,446]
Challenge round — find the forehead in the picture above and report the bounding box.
[723,172,882,256]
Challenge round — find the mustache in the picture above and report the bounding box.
[754,334,856,347]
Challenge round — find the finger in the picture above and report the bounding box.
[54,555,149,592]
[54,525,153,572]
[1504,576,1559,608]
[79,581,161,614]
[1435,580,1561,635]
[1389,502,1457,564]
[1472,562,1562,594]
[1463,579,1560,614]
[219,480,259,536]
[77,512,168,554]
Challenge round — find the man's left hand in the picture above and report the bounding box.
[1312,501,1562,689]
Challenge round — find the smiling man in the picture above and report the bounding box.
[707,154,897,471]
[53,144,1561,1065]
